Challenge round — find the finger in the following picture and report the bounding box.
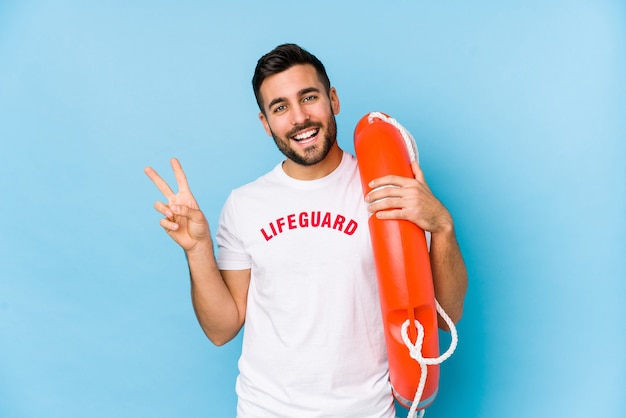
[366,185,403,203]
[411,161,429,189]
[154,201,174,219]
[367,196,404,214]
[368,174,412,190]
[170,204,205,224]
[374,208,408,220]
[145,166,176,199]
[159,217,180,232]
[170,158,191,193]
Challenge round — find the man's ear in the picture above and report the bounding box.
[329,87,340,115]
[259,112,272,137]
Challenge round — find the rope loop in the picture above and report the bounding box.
[367,112,419,163]
[400,301,459,418]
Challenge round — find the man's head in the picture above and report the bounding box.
[252,44,342,178]
[252,43,331,114]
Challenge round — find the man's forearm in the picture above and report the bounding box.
[185,241,244,345]
[429,223,468,329]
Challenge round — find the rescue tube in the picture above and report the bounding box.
[353,112,443,414]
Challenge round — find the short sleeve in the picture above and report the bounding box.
[215,192,251,270]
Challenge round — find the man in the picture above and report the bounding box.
[145,43,467,418]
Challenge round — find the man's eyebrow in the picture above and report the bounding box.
[267,96,287,110]
[298,87,321,96]
[267,87,322,110]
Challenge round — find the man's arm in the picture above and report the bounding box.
[185,239,250,346]
[145,158,249,345]
[365,161,468,328]
[428,221,467,329]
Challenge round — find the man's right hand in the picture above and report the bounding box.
[145,158,211,252]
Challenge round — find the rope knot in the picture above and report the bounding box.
[401,319,427,362]
[398,302,459,418]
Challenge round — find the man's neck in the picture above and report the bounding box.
[282,145,343,180]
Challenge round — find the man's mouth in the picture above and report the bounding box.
[292,128,320,144]
[287,121,323,145]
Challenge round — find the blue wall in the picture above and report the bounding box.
[1,1,624,417]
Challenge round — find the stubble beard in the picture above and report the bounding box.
[270,113,338,167]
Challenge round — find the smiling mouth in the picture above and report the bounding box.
[291,128,320,144]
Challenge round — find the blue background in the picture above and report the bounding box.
[1,1,625,417]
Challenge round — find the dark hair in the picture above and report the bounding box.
[252,43,331,113]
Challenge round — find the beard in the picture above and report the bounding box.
[269,113,338,167]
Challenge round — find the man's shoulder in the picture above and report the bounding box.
[230,162,282,196]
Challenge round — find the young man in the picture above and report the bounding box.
[145,43,467,418]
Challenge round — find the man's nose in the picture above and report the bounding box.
[291,104,310,125]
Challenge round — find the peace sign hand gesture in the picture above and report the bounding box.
[145,158,211,252]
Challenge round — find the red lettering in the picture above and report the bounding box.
[261,212,358,241]
[276,217,285,233]
[333,214,346,231]
[311,211,321,227]
[287,214,297,230]
[344,220,358,235]
[321,212,332,227]
[299,212,309,227]
[261,228,273,241]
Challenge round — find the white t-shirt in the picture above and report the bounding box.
[217,152,396,418]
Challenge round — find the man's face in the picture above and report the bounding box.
[258,64,340,167]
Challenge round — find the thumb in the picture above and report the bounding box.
[411,161,427,184]
[171,204,206,223]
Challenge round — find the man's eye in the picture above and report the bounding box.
[303,95,317,102]
[273,105,286,113]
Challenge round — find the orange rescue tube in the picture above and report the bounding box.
[354,113,440,410]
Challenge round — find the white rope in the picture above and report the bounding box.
[401,301,458,418]
[366,112,459,418]
[367,112,419,164]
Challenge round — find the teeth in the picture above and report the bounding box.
[293,129,318,141]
